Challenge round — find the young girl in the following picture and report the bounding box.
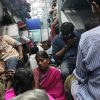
[33,51,67,100]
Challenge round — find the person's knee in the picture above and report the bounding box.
[61,61,75,80]
[61,65,71,80]
[64,74,77,93]
[5,57,19,70]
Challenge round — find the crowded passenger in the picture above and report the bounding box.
[47,19,59,56]
[48,0,59,43]
[48,17,59,44]
[0,34,23,70]
[29,43,44,69]
[33,51,67,100]
[29,46,39,69]
[64,1,100,100]
[52,22,79,80]
[65,23,100,100]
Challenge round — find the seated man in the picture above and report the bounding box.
[0,34,23,70]
[52,22,79,80]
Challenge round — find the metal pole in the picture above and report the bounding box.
[45,0,49,40]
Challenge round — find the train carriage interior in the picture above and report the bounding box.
[0,0,100,100]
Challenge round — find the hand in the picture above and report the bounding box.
[18,55,23,60]
[67,38,77,49]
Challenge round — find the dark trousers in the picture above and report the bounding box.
[60,59,75,80]
[5,57,19,70]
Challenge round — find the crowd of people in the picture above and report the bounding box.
[0,0,100,100]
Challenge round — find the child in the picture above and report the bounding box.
[33,51,67,100]
[4,67,34,100]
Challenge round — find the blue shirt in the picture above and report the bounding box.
[52,33,78,61]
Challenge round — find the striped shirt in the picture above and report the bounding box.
[73,26,100,100]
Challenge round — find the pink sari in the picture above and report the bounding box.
[33,66,67,100]
[4,88,15,100]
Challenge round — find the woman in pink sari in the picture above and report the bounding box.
[33,51,67,100]
[4,66,54,100]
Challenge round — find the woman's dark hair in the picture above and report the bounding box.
[35,51,49,61]
[12,68,34,95]
[16,60,25,69]
[60,22,74,35]
[30,46,39,55]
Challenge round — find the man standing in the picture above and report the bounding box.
[64,1,100,100]
[0,34,23,70]
[66,25,100,100]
